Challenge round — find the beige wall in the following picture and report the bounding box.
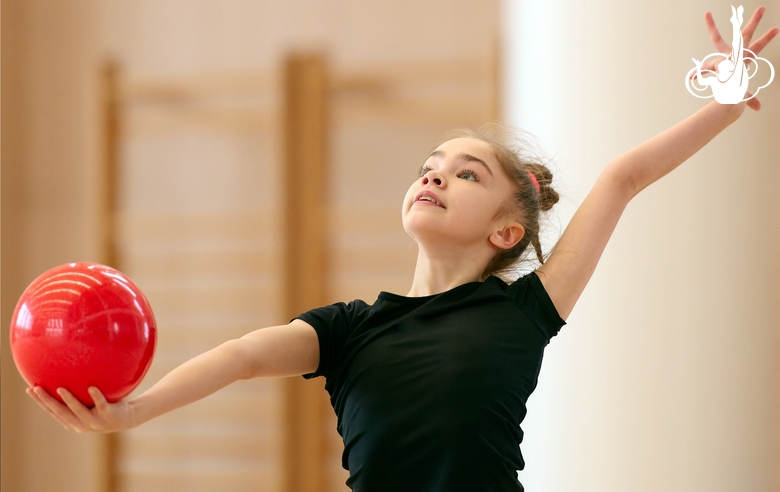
[2,1,107,492]
[505,1,780,490]
[2,1,499,491]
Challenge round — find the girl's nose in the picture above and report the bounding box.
[422,171,444,187]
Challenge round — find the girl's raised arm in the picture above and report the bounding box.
[27,319,319,433]
[536,101,742,319]
[536,6,777,320]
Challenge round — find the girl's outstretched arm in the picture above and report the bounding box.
[536,100,743,320]
[27,319,319,433]
[535,7,777,320]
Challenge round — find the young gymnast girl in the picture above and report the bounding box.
[28,7,778,492]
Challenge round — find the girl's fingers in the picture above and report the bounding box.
[687,57,723,80]
[27,386,118,433]
[748,27,779,56]
[57,388,97,430]
[739,6,766,47]
[27,387,72,430]
[88,387,113,421]
[706,58,723,72]
[31,387,84,431]
[746,92,760,111]
[89,386,109,408]
[705,12,730,53]
[88,387,121,431]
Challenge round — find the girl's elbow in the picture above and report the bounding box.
[218,339,256,381]
[599,163,641,202]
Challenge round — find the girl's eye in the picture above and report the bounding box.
[458,169,479,182]
[419,165,432,177]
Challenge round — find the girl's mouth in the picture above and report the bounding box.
[414,190,446,208]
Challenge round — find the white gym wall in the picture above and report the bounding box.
[504,1,780,490]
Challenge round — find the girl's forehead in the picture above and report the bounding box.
[431,137,498,166]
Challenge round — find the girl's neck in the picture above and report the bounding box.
[406,244,492,297]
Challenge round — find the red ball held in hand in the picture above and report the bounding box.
[10,262,157,406]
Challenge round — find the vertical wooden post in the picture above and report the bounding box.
[102,60,120,269]
[100,59,121,492]
[282,53,329,492]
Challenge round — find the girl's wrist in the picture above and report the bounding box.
[706,99,746,123]
[732,100,748,118]
[126,398,145,430]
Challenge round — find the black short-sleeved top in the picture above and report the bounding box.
[296,273,565,492]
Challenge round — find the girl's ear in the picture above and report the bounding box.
[489,221,525,250]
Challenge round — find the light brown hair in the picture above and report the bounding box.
[436,123,560,280]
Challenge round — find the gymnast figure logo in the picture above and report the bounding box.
[686,5,775,103]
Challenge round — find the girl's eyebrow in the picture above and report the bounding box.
[428,150,494,177]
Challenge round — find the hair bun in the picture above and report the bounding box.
[526,165,559,212]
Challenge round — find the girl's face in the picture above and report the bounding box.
[402,137,520,250]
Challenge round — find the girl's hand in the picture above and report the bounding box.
[27,386,136,433]
[695,6,779,111]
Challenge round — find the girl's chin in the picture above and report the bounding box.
[402,215,445,236]
[403,222,471,246]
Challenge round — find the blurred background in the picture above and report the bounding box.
[1,1,778,491]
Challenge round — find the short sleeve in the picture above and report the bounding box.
[505,272,566,340]
[294,299,370,380]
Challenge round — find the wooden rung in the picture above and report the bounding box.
[333,96,494,126]
[120,71,277,104]
[118,212,277,241]
[117,59,491,105]
[122,250,277,280]
[123,103,278,135]
[331,58,493,92]
[139,285,278,317]
[119,464,277,492]
[120,432,278,462]
[329,207,407,233]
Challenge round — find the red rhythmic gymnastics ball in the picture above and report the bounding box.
[10,262,157,406]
